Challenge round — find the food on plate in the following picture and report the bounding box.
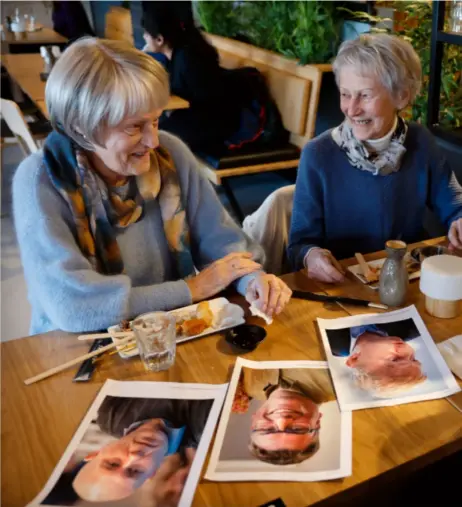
[180,318,209,336]
[356,256,419,283]
[197,301,214,327]
[175,301,214,337]
[120,319,131,331]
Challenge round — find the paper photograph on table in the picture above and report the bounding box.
[28,380,227,507]
[318,305,461,411]
[205,358,352,482]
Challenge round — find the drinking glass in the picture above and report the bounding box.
[132,312,176,372]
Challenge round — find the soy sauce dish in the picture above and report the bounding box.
[225,324,267,351]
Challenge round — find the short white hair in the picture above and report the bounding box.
[333,33,422,109]
[350,366,426,398]
[46,37,169,149]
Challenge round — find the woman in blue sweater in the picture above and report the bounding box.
[13,38,291,334]
[288,34,462,283]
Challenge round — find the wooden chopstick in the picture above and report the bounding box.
[355,252,377,282]
[77,331,133,341]
[24,336,135,386]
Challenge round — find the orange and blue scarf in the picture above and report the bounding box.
[43,131,195,277]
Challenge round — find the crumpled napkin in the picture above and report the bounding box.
[249,302,273,325]
[437,335,462,380]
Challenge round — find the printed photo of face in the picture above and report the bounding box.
[346,331,426,392]
[73,419,169,502]
[250,387,322,464]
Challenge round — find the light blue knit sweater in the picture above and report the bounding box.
[13,132,264,334]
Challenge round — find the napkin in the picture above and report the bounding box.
[437,335,462,380]
[249,302,273,325]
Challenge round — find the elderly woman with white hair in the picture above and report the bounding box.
[288,33,462,283]
[13,37,291,334]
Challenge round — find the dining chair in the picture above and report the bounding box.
[0,98,49,156]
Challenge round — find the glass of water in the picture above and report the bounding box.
[132,312,176,372]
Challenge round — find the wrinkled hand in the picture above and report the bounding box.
[448,218,462,251]
[245,273,292,317]
[305,248,345,283]
[187,252,262,302]
[140,448,196,507]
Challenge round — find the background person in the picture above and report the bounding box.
[327,322,426,396]
[72,396,211,503]
[232,368,335,465]
[141,2,242,151]
[288,33,462,283]
[13,38,292,334]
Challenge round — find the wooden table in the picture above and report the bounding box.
[1,27,68,46]
[2,239,462,507]
[1,53,190,113]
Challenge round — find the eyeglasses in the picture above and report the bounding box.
[252,428,319,436]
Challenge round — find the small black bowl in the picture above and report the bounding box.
[411,245,450,264]
[225,324,267,351]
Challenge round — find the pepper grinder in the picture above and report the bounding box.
[379,240,409,307]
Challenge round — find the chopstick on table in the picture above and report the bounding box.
[77,331,133,341]
[24,335,135,386]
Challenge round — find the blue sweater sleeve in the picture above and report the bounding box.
[167,134,265,294]
[426,137,462,227]
[287,142,325,271]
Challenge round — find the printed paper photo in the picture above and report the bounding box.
[318,306,460,411]
[28,380,227,507]
[206,358,352,482]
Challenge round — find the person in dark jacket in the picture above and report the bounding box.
[52,1,94,40]
[141,1,241,151]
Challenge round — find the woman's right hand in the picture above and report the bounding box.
[186,252,262,302]
[305,248,345,283]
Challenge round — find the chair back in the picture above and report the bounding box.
[105,7,134,45]
[0,99,39,155]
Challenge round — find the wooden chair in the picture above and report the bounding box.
[105,7,134,45]
[197,34,332,221]
[0,99,49,156]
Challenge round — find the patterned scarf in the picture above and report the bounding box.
[331,116,408,176]
[43,131,195,277]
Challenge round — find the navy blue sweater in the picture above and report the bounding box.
[288,123,462,269]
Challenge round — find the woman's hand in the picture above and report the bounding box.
[448,218,462,251]
[245,273,292,317]
[305,248,345,283]
[186,252,262,302]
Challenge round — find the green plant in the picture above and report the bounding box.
[196,0,343,64]
[339,1,462,128]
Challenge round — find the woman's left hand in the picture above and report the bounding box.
[448,218,462,251]
[245,273,292,317]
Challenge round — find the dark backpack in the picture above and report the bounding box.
[223,67,289,150]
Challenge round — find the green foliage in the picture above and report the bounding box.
[340,1,462,128]
[196,0,342,64]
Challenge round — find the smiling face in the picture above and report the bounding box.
[73,419,169,502]
[87,109,163,184]
[250,388,321,452]
[339,66,403,141]
[346,332,425,389]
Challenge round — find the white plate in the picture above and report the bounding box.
[347,255,421,285]
[108,297,245,359]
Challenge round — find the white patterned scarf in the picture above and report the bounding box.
[331,116,408,176]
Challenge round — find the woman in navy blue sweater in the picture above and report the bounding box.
[288,34,462,283]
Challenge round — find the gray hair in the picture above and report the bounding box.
[45,37,169,150]
[350,365,426,398]
[333,33,422,109]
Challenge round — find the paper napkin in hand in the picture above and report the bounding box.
[249,302,273,325]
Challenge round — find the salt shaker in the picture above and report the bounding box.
[379,240,409,307]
